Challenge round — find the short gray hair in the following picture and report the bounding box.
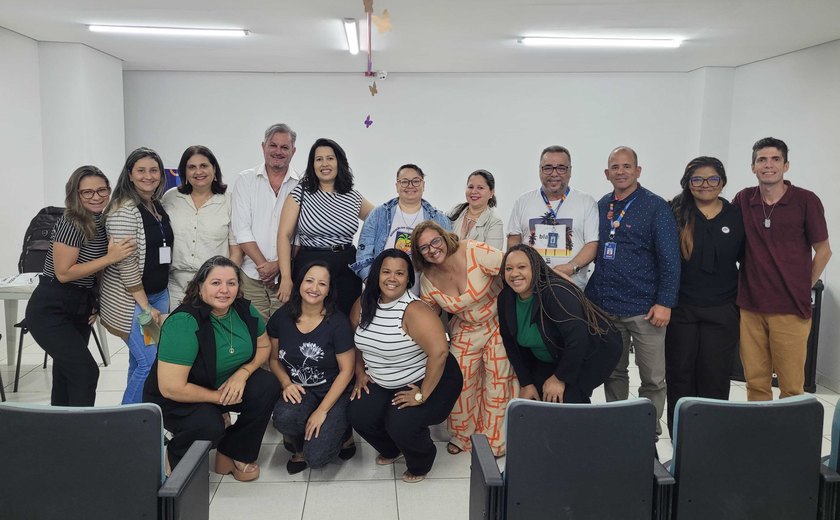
[263,123,297,145]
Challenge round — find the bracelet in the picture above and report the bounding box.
[239,366,251,376]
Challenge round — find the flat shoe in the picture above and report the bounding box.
[402,470,426,483]
[215,452,260,482]
[446,442,463,455]
[376,453,403,465]
[286,455,308,475]
[338,438,357,460]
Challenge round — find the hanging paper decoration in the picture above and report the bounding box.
[363,0,374,14]
[371,9,392,33]
[369,81,378,96]
[364,115,373,128]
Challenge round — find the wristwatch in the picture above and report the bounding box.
[570,262,581,275]
[414,391,425,404]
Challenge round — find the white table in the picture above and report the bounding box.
[0,273,111,366]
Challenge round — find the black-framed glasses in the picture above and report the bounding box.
[78,187,111,199]
[541,165,570,175]
[418,236,444,255]
[689,176,722,188]
[397,177,423,188]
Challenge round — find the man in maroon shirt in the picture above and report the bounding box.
[733,137,832,400]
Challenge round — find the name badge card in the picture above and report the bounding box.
[159,246,172,264]
[603,241,617,260]
[534,224,567,250]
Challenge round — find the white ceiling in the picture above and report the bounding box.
[1,0,839,73]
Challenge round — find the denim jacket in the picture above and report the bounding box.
[350,197,452,280]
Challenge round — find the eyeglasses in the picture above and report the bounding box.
[541,165,570,175]
[397,177,423,188]
[417,236,444,255]
[689,176,722,188]
[78,187,111,199]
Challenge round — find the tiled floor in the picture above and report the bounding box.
[2,328,837,520]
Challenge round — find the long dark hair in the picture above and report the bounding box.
[502,245,613,345]
[359,249,415,329]
[283,260,337,321]
[449,169,498,221]
[670,156,727,260]
[301,138,354,194]
[182,256,243,308]
[176,145,227,195]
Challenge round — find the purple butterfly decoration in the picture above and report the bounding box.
[364,115,373,128]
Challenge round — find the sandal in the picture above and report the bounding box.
[338,437,357,460]
[215,452,260,482]
[402,470,426,483]
[222,412,232,429]
[286,453,308,475]
[375,453,404,465]
[446,442,463,455]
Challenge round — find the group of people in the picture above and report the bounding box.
[24,123,830,483]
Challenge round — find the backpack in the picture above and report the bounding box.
[18,206,65,273]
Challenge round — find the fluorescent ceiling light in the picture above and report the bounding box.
[518,37,681,48]
[343,18,359,55]
[89,25,248,37]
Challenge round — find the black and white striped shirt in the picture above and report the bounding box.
[43,215,108,288]
[292,185,361,248]
[354,291,428,389]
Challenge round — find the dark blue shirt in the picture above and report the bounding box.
[585,185,680,317]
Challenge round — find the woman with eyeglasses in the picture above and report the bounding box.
[665,156,744,436]
[276,138,374,315]
[448,169,504,250]
[25,166,136,406]
[162,145,242,309]
[100,147,175,404]
[410,221,517,457]
[350,164,451,290]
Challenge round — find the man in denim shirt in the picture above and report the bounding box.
[585,146,680,436]
[350,164,451,286]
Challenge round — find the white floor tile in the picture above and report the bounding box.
[210,482,306,520]
[303,480,397,520]
[211,444,310,483]
[309,441,395,481]
[394,441,471,479]
[396,478,470,520]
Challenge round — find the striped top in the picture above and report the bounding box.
[42,215,108,289]
[291,185,362,248]
[354,291,427,389]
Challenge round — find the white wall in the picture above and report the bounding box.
[0,28,44,274]
[123,71,696,224]
[39,43,125,203]
[728,40,840,391]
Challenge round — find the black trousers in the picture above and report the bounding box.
[529,332,622,404]
[664,302,739,436]
[349,354,463,476]
[25,279,98,406]
[294,246,360,316]
[158,369,281,468]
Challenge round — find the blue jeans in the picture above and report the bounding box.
[122,289,169,404]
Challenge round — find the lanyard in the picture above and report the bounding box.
[607,195,638,240]
[540,187,570,223]
[144,202,168,247]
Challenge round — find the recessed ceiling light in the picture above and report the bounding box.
[518,37,682,49]
[88,25,249,37]
[343,19,359,55]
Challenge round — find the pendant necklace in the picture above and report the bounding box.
[214,311,235,354]
[760,197,778,229]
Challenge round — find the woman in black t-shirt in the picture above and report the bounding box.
[665,157,745,436]
[267,260,356,474]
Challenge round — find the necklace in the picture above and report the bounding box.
[213,311,235,354]
[760,197,778,229]
[398,205,421,229]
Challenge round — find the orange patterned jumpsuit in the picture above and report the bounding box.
[420,241,517,455]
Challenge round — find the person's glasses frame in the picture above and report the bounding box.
[78,187,112,200]
[541,165,570,175]
[418,236,444,255]
[689,176,722,188]
[397,177,424,188]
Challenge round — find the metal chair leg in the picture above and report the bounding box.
[90,327,108,367]
[13,322,27,393]
[0,333,5,402]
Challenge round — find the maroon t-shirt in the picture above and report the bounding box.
[733,181,828,319]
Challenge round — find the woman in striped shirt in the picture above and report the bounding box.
[348,249,463,483]
[276,138,374,316]
[25,166,136,406]
[100,147,174,404]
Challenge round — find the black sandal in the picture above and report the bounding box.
[286,454,308,475]
[338,437,357,460]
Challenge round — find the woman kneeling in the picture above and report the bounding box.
[144,256,280,481]
[349,249,463,483]
[268,260,356,474]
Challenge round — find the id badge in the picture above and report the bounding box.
[547,232,559,248]
[159,246,172,264]
[603,241,617,260]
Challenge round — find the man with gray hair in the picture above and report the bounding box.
[507,145,599,289]
[231,124,301,320]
